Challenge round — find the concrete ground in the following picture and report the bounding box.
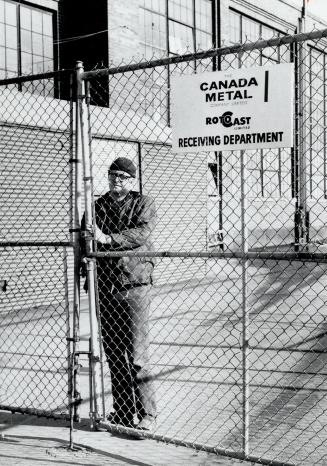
[0,411,252,465]
[1,255,327,465]
[77,257,327,466]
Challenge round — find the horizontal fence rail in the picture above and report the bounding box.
[89,250,327,263]
[81,28,327,79]
[0,69,73,87]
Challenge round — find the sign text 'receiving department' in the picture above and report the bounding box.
[171,63,294,153]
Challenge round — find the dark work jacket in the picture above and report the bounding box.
[83,191,157,289]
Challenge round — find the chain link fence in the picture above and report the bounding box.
[1,27,327,465]
[0,70,76,420]
[79,28,327,465]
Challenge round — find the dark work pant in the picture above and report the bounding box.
[98,283,156,424]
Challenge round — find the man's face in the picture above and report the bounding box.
[108,170,134,196]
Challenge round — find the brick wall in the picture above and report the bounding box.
[0,88,73,313]
[0,123,72,313]
[0,125,71,243]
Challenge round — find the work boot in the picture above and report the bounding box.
[136,414,156,431]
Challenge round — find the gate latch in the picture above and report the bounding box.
[0,280,7,293]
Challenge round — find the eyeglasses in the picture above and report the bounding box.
[108,172,133,181]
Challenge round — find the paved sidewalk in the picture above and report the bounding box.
[0,411,252,465]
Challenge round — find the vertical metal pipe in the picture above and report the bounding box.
[238,50,250,454]
[324,54,327,197]
[192,0,196,72]
[76,61,102,424]
[68,71,75,449]
[212,0,221,71]
[85,83,106,422]
[63,246,73,448]
[297,10,309,245]
[69,71,75,249]
[73,64,83,424]
[166,0,171,127]
[240,149,250,456]
[84,257,102,423]
[88,337,94,428]
[137,142,143,195]
[97,301,106,421]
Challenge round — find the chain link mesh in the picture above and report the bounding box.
[0,71,75,418]
[1,27,327,464]
[82,29,327,465]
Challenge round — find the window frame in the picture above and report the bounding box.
[229,8,293,200]
[308,44,327,199]
[229,8,287,44]
[0,0,56,95]
[139,0,214,125]
[139,0,213,58]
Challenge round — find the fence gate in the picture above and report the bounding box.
[79,27,327,466]
[0,71,77,423]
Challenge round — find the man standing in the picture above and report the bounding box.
[89,157,157,431]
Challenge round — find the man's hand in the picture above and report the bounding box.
[83,222,94,240]
[94,225,111,245]
[84,223,111,245]
[313,239,326,245]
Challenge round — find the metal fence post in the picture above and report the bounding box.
[63,246,73,448]
[237,48,250,456]
[70,65,83,430]
[296,8,309,249]
[240,149,250,456]
[67,70,77,448]
[76,60,102,426]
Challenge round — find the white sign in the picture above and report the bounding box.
[171,63,294,152]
